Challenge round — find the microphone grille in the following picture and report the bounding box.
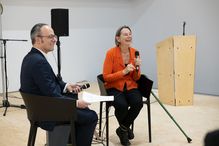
[82,83,90,89]
[135,51,139,56]
[86,83,90,88]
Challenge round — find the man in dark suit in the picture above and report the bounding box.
[20,23,98,146]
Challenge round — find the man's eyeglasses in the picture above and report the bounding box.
[37,34,57,39]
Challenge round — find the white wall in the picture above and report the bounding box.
[133,0,219,95]
[0,0,219,95]
[0,0,136,91]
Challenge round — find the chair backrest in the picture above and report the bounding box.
[137,74,153,99]
[20,92,77,122]
[97,74,108,96]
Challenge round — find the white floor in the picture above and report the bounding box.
[0,83,219,146]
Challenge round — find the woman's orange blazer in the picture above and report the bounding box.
[103,47,141,91]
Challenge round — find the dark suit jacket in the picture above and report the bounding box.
[20,47,75,130]
[20,47,66,97]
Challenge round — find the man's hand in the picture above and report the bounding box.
[66,83,81,93]
[77,99,91,109]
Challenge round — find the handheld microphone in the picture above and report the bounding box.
[80,83,90,90]
[135,51,140,71]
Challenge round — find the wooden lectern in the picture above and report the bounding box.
[156,35,196,106]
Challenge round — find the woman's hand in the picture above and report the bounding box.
[123,63,135,75]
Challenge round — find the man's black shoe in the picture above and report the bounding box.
[116,127,130,146]
[127,128,134,140]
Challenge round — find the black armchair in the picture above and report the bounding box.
[20,92,77,146]
[97,74,153,146]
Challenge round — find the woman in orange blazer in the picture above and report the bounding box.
[103,25,143,146]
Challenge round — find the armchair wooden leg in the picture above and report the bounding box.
[147,100,152,142]
[99,102,103,137]
[28,124,37,146]
[106,103,109,146]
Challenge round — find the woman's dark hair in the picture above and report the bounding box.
[115,25,132,46]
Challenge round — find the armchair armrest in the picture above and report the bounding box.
[20,92,77,122]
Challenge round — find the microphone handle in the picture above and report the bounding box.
[136,56,139,71]
[135,51,140,72]
[69,84,89,93]
[136,65,139,71]
[80,84,90,89]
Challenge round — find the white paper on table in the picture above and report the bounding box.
[82,91,114,103]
